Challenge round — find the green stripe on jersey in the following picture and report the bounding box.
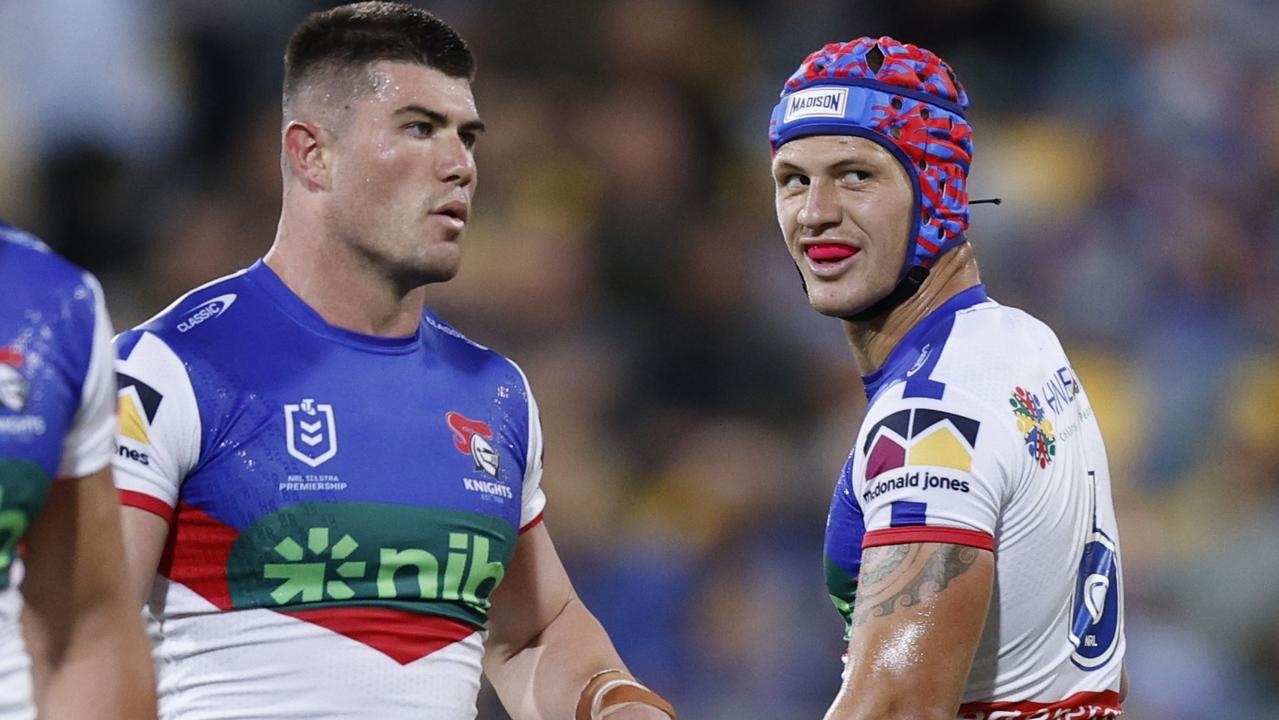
[824,552,858,641]
[228,503,516,627]
[0,459,51,589]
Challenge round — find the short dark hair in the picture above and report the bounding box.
[283,2,474,114]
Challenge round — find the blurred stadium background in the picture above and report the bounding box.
[2,0,1277,717]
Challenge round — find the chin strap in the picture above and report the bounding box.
[843,265,930,323]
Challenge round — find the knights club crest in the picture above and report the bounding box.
[446,411,500,478]
[284,398,338,467]
[0,346,30,413]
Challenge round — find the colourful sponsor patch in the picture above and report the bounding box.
[1010,387,1056,468]
[116,372,163,445]
[862,408,980,477]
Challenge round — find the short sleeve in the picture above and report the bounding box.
[518,375,547,533]
[112,330,202,522]
[56,273,117,479]
[856,386,1017,551]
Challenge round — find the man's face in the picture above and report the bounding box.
[772,135,914,318]
[325,61,483,285]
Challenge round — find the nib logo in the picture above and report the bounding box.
[264,527,366,604]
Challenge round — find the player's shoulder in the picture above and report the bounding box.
[863,292,1055,434]
[420,306,529,387]
[874,294,1073,438]
[952,297,1061,354]
[0,220,101,304]
[936,297,1069,388]
[115,267,252,361]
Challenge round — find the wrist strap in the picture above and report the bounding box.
[575,669,676,720]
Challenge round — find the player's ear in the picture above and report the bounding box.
[283,120,331,192]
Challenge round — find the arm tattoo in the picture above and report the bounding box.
[849,544,979,630]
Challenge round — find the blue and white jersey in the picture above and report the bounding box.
[824,285,1125,718]
[112,260,546,720]
[0,221,117,720]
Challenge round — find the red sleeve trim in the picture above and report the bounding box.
[959,690,1121,715]
[118,489,175,524]
[518,512,545,534]
[863,526,994,551]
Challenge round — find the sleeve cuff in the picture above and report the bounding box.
[863,526,994,551]
[54,456,111,483]
[519,512,545,534]
[118,489,175,523]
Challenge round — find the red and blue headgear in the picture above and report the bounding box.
[769,36,974,320]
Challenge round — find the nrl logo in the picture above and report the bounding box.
[284,398,338,467]
[0,346,29,413]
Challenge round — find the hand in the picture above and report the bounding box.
[598,705,674,720]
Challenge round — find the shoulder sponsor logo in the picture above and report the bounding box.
[860,408,980,503]
[783,86,849,123]
[284,398,338,467]
[177,293,237,333]
[116,372,163,448]
[0,346,29,414]
[1010,387,1056,468]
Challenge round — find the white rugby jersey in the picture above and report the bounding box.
[824,285,1125,718]
[0,222,117,720]
[113,261,547,719]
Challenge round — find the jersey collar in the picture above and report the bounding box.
[860,284,988,400]
[246,260,423,354]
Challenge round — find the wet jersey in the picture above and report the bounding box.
[824,286,1125,719]
[112,260,546,720]
[0,222,116,720]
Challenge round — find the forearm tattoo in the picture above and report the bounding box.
[849,544,979,630]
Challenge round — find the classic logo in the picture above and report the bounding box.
[177,293,237,333]
[446,411,499,478]
[285,399,338,467]
[906,344,932,377]
[0,346,29,413]
[1010,387,1056,468]
[783,86,849,123]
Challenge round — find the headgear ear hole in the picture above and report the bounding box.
[920,107,931,120]
[891,96,903,110]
